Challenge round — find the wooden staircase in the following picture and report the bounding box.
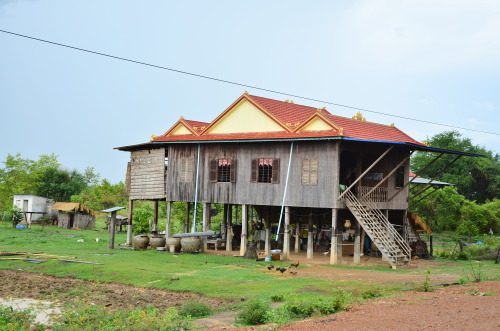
[342,190,411,269]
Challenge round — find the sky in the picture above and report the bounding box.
[1,0,499,184]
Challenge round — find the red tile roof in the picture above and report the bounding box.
[152,93,425,146]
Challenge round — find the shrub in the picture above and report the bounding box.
[284,289,351,318]
[0,306,45,330]
[270,294,285,302]
[53,305,192,330]
[264,306,292,325]
[236,299,270,325]
[360,289,382,300]
[179,301,212,318]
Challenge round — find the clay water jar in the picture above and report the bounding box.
[150,235,166,249]
[132,235,150,250]
[166,237,181,253]
[180,237,202,253]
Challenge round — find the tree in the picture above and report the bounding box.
[71,179,128,211]
[0,153,59,209]
[411,131,499,203]
[36,168,88,202]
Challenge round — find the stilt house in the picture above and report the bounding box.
[116,92,481,268]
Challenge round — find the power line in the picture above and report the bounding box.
[1,28,498,136]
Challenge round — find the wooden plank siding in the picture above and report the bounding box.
[129,149,166,200]
[128,140,411,210]
[166,141,341,208]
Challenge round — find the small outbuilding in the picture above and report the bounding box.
[13,194,54,224]
[51,202,98,229]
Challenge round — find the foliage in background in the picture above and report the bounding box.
[133,203,154,234]
[411,130,499,204]
[0,153,59,209]
[178,301,212,318]
[71,179,128,211]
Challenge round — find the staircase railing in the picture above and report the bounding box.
[342,189,411,267]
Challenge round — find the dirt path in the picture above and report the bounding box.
[0,269,231,312]
[204,281,500,330]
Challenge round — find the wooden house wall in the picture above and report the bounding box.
[166,141,341,208]
[129,148,166,200]
[161,140,410,210]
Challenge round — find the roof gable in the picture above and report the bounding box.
[162,117,209,137]
[204,96,287,134]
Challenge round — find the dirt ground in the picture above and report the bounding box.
[0,269,231,312]
[2,262,499,330]
[205,281,500,331]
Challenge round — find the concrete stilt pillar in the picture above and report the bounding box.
[202,203,210,252]
[307,212,313,259]
[165,201,172,239]
[330,208,338,265]
[126,200,134,246]
[294,221,300,253]
[354,223,361,264]
[240,204,248,256]
[264,217,271,255]
[283,206,290,260]
[226,205,233,252]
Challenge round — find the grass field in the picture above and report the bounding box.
[1,219,499,328]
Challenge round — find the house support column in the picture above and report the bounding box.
[202,202,210,252]
[226,205,233,252]
[153,200,159,232]
[381,209,389,261]
[240,204,248,256]
[330,208,338,265]
[294,220,300,253]
[354,222,361,264]
[165,201,172,239]
[126,200,134,246]
[184,202,190,233]
[307,212,314,259]
[264,216,271,255]
[283,206,290,260]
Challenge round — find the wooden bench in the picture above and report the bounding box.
[206,239,226,251]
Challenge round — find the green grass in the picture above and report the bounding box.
[1,221,498,304]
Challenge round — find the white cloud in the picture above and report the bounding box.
[339,0,500,74]
[477,102,496,111]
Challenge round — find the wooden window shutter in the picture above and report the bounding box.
[310,158,318,185]
[302,158,310,184]
[186,158,194,182]
[271,158,280,183]
[230,159,237,183]
[209,159,217,182]
[180,159,186,182]
[250,159,257,183]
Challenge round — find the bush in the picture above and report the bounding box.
[53,305,192,330]
[360,289,382,300]
[179,301,212,318]
[236,299,271,325]
[284,289,351,318]
[264,306,293,325]
[0,306,45,330]
[270,294,285,302]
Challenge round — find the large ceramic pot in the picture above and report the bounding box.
[150,236,166,249]
[166,237,181,253]
[181,237,202,253]
[132,235,150,250]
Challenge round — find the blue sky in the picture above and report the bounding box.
[1,0,499,184]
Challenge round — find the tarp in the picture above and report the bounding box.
[51,202,98,216]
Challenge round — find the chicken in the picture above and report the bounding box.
[279,267,287,274]
[290,261,300,268]
[267,265,274,270]
[289,271,297,276]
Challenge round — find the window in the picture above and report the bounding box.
[209,158,237,183]
[302,158,318,185]
[251,158,280,183]
[180,158,194,182]
[395,165,405,188]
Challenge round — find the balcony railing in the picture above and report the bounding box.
[357,186,388,202]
